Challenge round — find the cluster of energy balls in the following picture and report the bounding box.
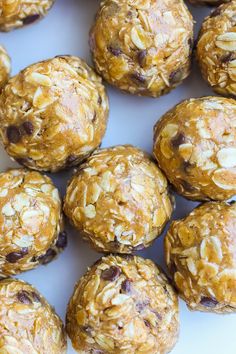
[0,0,235,353]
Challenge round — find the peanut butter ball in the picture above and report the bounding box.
[66,254,179,354]
[89,0,193,97]
[0,56,109,172]
[0,0,55,31]
[165,201,236,313]
[64,145,174,253]
[0,278,67,353]
[0,45,11,89]
[0,169,66,277]
[197,1,236,97]
[153,97,236,201]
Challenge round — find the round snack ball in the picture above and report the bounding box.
[153,96,236,201]
[64,145,174,253]
[0,0,55,32]
[66,254,179,354]
[89,0,193,97]
[189,0,230,5]
[0,168,66,277]
[165,201,236,313]
[197,1,236,97]
[0,55,109,172]
[0,45,11,89]
[0,278,67,352]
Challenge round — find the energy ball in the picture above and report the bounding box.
[0,168,66,277]
[64,145,174,253]
[165,201,236,313]
[197,1,236,97]
[89,0,193,97]
[0,278,67,353]
[189,0,230,5]
[0,0,55,32]
[153,97,236,201]
[0,56,109,172]
[0,45,11,89]
[66,254,179,354]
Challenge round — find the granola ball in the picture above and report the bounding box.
[0,45,11,89]
[66,254,179,354]
[64,145,174,253]
[197,1,236,97]
[0,278,67,353]
[153,97,236,201]
[0,168,66,277]
[189,0,230,5]
[165,201,236,313]
[0,56,109,172]
[0,0,55,32]
[89,0,193,97]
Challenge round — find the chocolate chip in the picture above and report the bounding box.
[169,68,184,85]
[188,37,194,51]
[98,95,102,105]
[136,299,149,312]
[66,155,77,166]
[144,319,151,328]
[82,326,93,335]
[6,126,21,144]
[137,50,147,67]
[101,266,121,281]
[31,291,41,303]
[90,350,104,354]
[38,248,57,265]
[182,161,194,173]
[15,157,28,166]
[17,290,32,305]
[108,46,122,56]
[179,179,197,193]
[210,7,221,18]
[22,121,34,135]
[23,14,40,25]
[56,231,67,249]
[200,297,218,308]
[133,243,145,251]
[130,72,146,84]
[121,279,132,293]
[221,53,235,63]
[169,262,177,275]
[171,133,186,148]
[6,248,28,263]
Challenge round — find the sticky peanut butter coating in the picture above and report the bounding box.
[0,56,109,172]
[165,202,236,313]
[0,0,55,31]
[153,97,236,201]
[0,278,67,353]
[0,45,11,89]
[0,169,66,277]
[197,1,236,97]
[89,0,193,97]
[66,254,179,354]
[64,145,174,254]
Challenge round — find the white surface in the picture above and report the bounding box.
[0,1,235,353]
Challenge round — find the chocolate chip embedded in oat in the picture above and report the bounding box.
[82,326,93,335]
[23,14,40,25]
[179,179,197,193]
[98,95,102,105]
[17,290,32,305]
[130,72,146,84]
[200,296,218,308]
[67,154,77,166]
[22,121,34,135]
[136,299,149,312]
[171,133,186,148]
[221,53,235,64]
[6,248,28,263]
[137,50,147,67]
[101,266,121,281]
[56,231,68,249]
[6,125,21,144]
[121,279,132,293]
[210,7,221,18]
[144,319,151,328]
[38,248,57,265]
[108,46,122,56]
[15,157,28,166]
[169,69,184,84]
[31,291,41,303]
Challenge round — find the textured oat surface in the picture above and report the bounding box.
[197,1,236,96]
[0,55,109,172]
[64,145,174,253]
[153,96,236,201]
[0,278,67,353]
[0,0,55,31]
[165,202,236,313]
[0,168,66,277]
[0,45,11,89]
[66,254,179,354]
[89,0,193,97]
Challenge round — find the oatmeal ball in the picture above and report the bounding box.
[89,0,193,97]
[64,145,174,253]
[0,0,55,32]
[0,55,109,172]
[0,45,11,89]
[165,201,236,313]
[197,1,236,97]
[66,254,179,354]
[153,97,236,201]
[0,278,67,353]
[0,168,66,277]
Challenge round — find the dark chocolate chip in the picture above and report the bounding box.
[200,296,218,308]
[130,72,146,84]
[23,14,40,25]
[15,157,28,166]
[6,126,21,144]
[169,262,177,275]
[31,291,41,303]
[137,50,147,67]
[98,95,102,105]
[171,133,186,148]
[66,155,77,166]
[144,319,151,328]
[56,231,68,249]
[101,266,121,281]
[82,326,93,335]
[182,161,194,173]
[22,121,34,135]
[188,37,194,51]
[38,248,57,265]
[210,7,221,18]
[6,248,28,263]
[121,279,132,293]
[17,290,32,305]
[221,53,235,63]
[108,46,122,56]
[169,68,184,85]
